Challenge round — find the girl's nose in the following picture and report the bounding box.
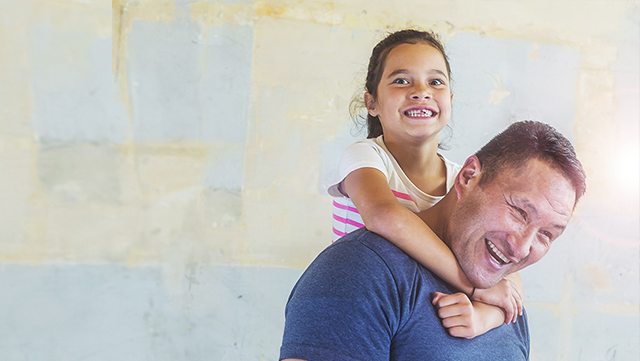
[411,85,431,100]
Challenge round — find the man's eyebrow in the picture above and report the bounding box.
[518,198,539,218]
[553,224,567,232]
[518,197,568,232]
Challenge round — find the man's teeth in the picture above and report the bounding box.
[487,240,510,264]
[404,109,434,117]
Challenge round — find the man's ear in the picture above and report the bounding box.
[364,92,378,117]
[454,156,481,199]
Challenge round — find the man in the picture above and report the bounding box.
[280,121,586,361]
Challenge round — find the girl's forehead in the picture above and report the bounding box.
[383,42,448,75]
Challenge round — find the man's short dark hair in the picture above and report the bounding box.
[474,120,587,206]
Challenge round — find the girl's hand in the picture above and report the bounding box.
[471,278,523,324]
[431,292,494,339]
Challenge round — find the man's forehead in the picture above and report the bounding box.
[493,159,576,221]
[511,194,573,228]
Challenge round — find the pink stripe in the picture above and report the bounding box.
[333,227,347,237]
[333,200,360,214]
[392,190,413,201]
[333,214,365,228]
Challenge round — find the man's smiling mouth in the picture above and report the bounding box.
[486,239,510,265]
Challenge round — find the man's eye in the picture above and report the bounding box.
[540,230,553,240]
[517,208,527,220]
[511,205,527,221]
[393,78,409,84]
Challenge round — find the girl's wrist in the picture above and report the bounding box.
[468,286,476,299]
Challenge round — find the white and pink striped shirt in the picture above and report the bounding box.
[327,136,461,242]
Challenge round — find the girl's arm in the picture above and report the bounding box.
[474,272,525,324]
[342,167,474,294]
[432,292,507,339]
[342,167,523,327]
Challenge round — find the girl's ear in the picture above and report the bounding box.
[364,92,378,117]
[454,156,481,200]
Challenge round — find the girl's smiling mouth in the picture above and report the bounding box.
[403,107,437,118]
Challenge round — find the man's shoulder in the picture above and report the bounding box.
[329,229,453,291]
[283,228,530,360]
[331,228,418,267]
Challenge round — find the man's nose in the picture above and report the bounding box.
[506,230,535,260]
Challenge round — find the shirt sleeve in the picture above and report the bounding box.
[327,140,389,197]
[279,237,400,361]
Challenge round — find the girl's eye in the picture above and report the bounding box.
[393,78,409,85]
[430,79,444,86]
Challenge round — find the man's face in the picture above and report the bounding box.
[449,157,576,289]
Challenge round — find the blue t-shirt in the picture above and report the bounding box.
[280,228,530,361]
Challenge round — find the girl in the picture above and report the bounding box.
[328,29,524,339]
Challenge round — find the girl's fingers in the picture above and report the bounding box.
[503,299,514,325]
[447,325,474,339]
[432,292,468,308]
[436,298,472,321]
[431,291,445,305]
[437,303,466,319]
[509,296,515,324]
[510,282,524,317]
[512,291,521,323]
[440,314,470,329]
[516,293,523,317]
[441,315,476,339]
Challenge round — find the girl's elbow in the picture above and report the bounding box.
[362,207,402,234]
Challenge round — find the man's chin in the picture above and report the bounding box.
[468,272,503,290]
[461,260,511,289]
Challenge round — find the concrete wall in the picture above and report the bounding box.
[0,0,638,360]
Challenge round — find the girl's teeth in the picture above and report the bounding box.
[405,109,434,117]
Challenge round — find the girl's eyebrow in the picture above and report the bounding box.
[387,69,409,78]
[431,69,448,78]
[386,68,448,79]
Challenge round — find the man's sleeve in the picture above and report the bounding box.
[279,238,401,361]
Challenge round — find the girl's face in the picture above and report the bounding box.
[365,42,453,144]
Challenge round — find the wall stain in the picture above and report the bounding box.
[487,73,511,105]
[112,0,176,127]
[585,263,614,292]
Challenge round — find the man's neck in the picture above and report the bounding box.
[419,190,456,248]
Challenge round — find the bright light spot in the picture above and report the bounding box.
[615,142,640,199]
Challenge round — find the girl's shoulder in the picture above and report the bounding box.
[347,135,384,149]
[339,136,397,173]
[327,136,393,197]
[437,153,462,172]
[437,153,462,190]
[343,135,393,161]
